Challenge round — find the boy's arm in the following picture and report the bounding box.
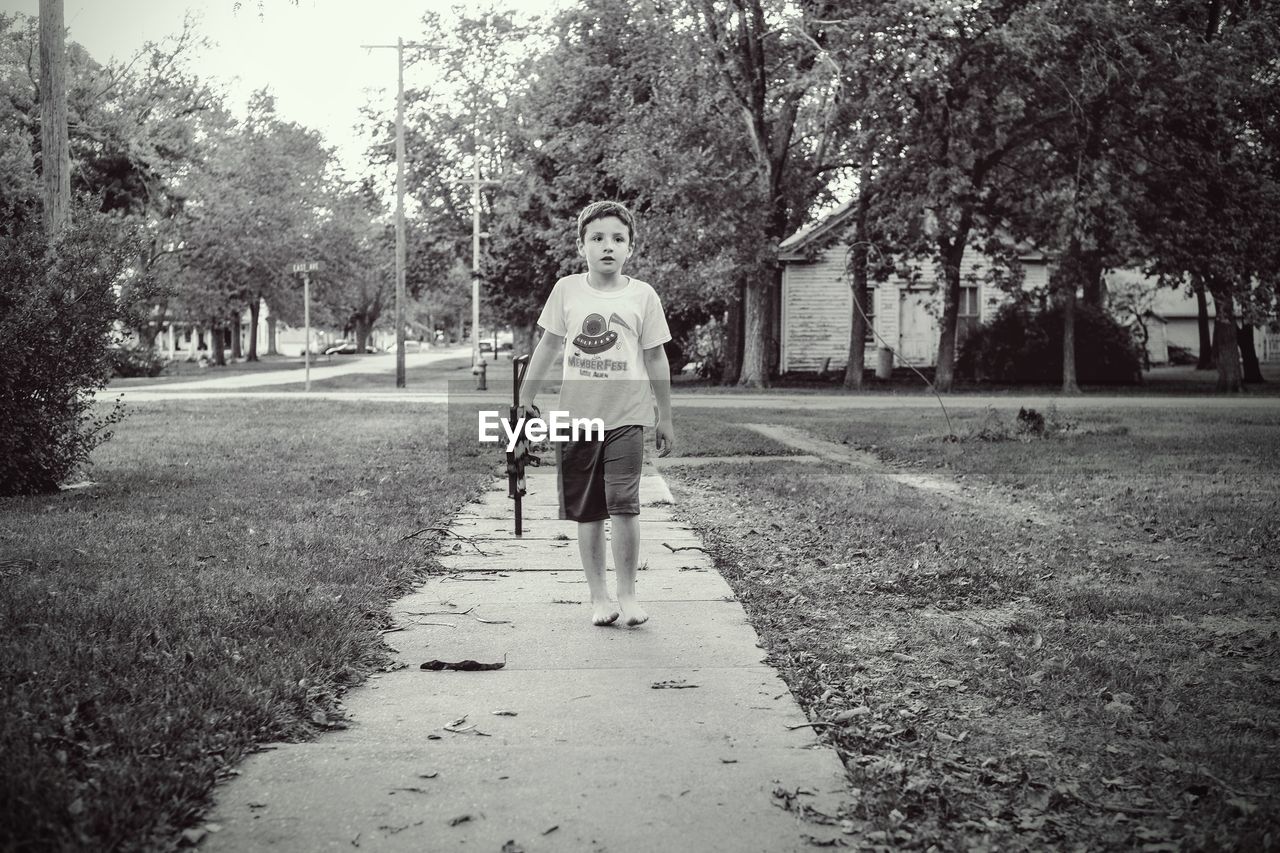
[643,344,675,457]
[520,331,564,413]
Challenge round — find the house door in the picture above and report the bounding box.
[898,291,937,366]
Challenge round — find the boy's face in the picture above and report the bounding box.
[577,215,633,274]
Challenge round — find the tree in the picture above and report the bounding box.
[309,182,392,352]
[1132,0,1280,392]
[693,0,848,386]
[38,0,68,238]
[177,91,336,363]
[861,1,1068,392]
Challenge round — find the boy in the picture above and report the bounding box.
[519,201,675,627]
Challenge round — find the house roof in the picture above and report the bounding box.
[778,199,859,257]
[778,199,1047,262]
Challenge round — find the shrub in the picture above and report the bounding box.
[109,344,168,378]
[957,299,1144,385]
[0,205,135,495]
[1167,343,1197,366]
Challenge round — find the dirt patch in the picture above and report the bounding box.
[741,423,1057,529]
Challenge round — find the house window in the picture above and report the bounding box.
[858,289,876,342]
[958,286,980,343]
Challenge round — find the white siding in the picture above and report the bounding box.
[781,251,854,372]
[781,247,1048,371]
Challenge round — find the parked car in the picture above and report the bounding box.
[479,341,495,355]
[323,341,360,355]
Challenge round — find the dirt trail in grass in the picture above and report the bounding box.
[742,423,1056,529]
[661,414,1280,848]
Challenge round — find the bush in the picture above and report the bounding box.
[109,344,167,378]
[0,205,135,495]
[957,299,1143,385]
[1167,343,1198,366]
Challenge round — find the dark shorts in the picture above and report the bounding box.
[556,425,643,523]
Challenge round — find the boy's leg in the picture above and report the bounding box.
[559,437,617,627]
[577,519,618,626]
[610,513,647,626]
[602,426,647,626]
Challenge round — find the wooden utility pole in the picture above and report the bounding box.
[39,0,70,239]
[361,38,444,387]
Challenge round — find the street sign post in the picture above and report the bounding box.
[290,262,324,392]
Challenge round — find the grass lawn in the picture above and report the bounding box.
[0,399,495,851]
[665,403,1279,850]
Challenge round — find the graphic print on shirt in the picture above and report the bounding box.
[569,312,633,376]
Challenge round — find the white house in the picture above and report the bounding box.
[778,205,1277,374]
[777,206,1048,373]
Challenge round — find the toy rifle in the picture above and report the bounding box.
[506,354,540,537]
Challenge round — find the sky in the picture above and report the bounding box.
[1,0,569,174]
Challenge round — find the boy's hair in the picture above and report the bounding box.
[577,201,637,245]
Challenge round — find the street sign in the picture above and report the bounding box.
[290,261,323,273]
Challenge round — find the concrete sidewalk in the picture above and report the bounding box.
[121,347,470,393]
[203,460,850,852]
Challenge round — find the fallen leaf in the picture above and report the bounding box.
[651,679,699,689]
[1227,797,1257,816]
[542,825,559,835]
[501,842,525,853]
[448,814,472,827]
[935,678,963,689]
[832,706,872,723]
[492,710,518,716]
[890,652,916,663]
[418,772,439,779]
[421,658,506,671]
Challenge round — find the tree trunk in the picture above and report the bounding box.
[354,316,371,353]
[515,321,537,359]
[844,189,871,390]
[1080,251,1105,308]
[1062,276,1081,394]
[737,276,768,387]
[267,314,279,356]
[211,321,226,366]
[1059,240,1082,394]
[933,239,967,393]
[1211,288,1242,392]
[722,281,744,385]
[246,297,261,361]
[39,0,70,240]
[1240,324,1264,384]
[229,309,243,360]
[1195,280,1215,369]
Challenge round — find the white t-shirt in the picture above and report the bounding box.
[536,273,672,429]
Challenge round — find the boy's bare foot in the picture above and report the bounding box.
[592,600,619,626]
[619,597,648,627]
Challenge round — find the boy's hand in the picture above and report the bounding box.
[655,418,676,457]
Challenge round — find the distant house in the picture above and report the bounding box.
[777,203,1048,373]
[1104,268,1280,364]
[778,205,1278,373]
